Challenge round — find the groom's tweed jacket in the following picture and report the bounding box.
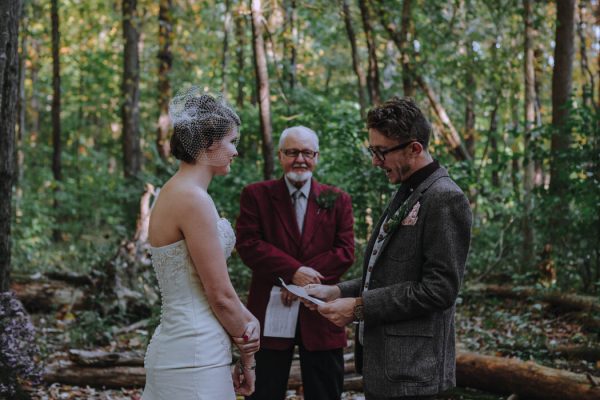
[338,167,472,398]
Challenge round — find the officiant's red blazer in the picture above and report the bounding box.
[236,177,355,351]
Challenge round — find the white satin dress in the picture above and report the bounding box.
[142,218,237,400]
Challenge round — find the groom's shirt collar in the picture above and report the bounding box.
[402,160,440,194]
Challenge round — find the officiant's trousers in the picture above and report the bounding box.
[247,343,344,400]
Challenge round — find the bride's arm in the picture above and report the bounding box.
[178,190,259,343]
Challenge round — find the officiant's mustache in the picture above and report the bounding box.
[292,162,309,168]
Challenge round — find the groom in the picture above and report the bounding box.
[305,97,472,400]
[236,126,355,400]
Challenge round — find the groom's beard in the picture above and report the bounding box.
[286,170,312,186]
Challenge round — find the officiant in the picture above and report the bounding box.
[236,126,355,400]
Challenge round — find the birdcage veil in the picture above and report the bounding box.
[169,86,241,165]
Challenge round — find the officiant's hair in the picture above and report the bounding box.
[169,86,241,164]
[367,97,431,149]
[278,126,319,151]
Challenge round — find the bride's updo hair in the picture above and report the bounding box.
[169,86,241,164]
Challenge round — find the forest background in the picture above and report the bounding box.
[0,0,599,398]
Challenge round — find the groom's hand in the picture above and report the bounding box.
[317,298,356,327]
[292,266,324,286]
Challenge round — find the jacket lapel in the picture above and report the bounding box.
[271,178,302,243]
[374,168,450,266]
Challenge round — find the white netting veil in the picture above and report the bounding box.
[169,86,241,166]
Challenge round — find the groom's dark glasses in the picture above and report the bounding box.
[367,140,419,161]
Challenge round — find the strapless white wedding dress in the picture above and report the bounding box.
[142,218,237,400]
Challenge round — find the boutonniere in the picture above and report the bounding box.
[315,189,340,214]
[379,201,421,241]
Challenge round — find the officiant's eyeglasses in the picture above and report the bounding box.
[281,148,319,159]
[367,140,419,161]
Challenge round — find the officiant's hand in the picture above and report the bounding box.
[292,266,324,286]
[317,298,355,327]
[280,288,299,306]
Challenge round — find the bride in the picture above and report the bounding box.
[142,87,260,399]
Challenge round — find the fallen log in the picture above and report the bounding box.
[68,349,144,367]
[548,345,600,361]
[11,280,87,312]
[465,284,600,313]
[44,360,146,388]
[457,351,600,400]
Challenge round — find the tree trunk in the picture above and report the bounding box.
[283,0,297,92]
[16,8,27,189]
[0,0,22,293]
[122,0,142,178]
[549,0,575,237]
[358,0,381,105]
[522,0,536,271]
[374,0,413,97]
[250,0,274,180]
[376,13,470,162]
[235,4,246,108]
[222,0,232,95]
[456,352,600,400]
[577,1,595,106]
[340,0,367,118]
[399,0,414,97]
[156,0,173,161]
[415,75,472,161]
[51,0,62,183]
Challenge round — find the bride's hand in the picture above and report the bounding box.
[234,359,256,396]
[232,320,260,356]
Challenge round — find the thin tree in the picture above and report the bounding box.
[397,0,414,97]
[157,0,173,161]
[235,3,247,108]
[284,0,297,91]
[358,0,381,104]
[222,0,232,95]
[549,0,575,241]
[377,5,471,161]
[0,0,22,291]
[522,0,536,270]
[51,0,62,242]
[51,0,61,183]
[250,0,274,180]
[16,4,27,189]
[340,0,367,117]
[122,0,142,178]
[576,1,595,106]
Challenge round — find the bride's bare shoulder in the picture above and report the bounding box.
[158,178,215,215]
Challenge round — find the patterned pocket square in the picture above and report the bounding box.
[401,202,420,226]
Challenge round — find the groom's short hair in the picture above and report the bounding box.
[367,97,431,150]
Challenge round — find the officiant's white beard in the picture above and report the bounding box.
[286,171,312,185]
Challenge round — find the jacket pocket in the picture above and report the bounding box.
[383,318,436,383]
[386,225,418,262]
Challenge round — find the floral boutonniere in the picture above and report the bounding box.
[378,201,421,241]
[315,189,340,214]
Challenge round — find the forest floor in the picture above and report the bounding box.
[24,289,599,400]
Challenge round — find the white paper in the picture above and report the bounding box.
[279,278,325,306]
[263,286,300,338]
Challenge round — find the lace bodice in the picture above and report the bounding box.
[144,217,236,375]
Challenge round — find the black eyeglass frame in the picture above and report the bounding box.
[367,140,420,161]
[280,148,319,159]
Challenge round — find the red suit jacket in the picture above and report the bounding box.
[236,177,355,351]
